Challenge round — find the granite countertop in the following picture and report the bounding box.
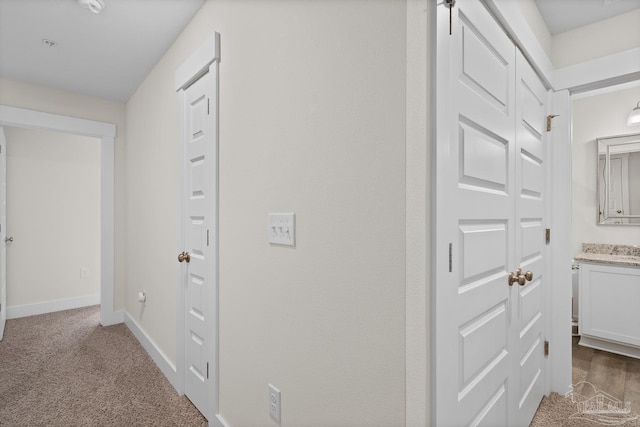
[575,243,640,267]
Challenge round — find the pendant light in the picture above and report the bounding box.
[628,101,640,126]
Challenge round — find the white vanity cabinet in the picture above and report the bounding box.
[579,262,640,359]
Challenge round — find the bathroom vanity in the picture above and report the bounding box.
[575,244,640,359]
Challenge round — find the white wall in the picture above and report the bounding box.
[5,127,100,308]
[630,152,640,217]
[406,0,430,425]
[0,78,127,311]
[552,9,640,69]
[513,0,553,60]
[571,84,640,256]
[126,0,408,425]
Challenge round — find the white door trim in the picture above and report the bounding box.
[554,48,640,93]
[0,126,5,340]
[175,33,220,93]
[0,104,120,326]
[175,32,223,427]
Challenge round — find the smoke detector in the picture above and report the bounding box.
[42,39,57,48]
[78,0,105,14]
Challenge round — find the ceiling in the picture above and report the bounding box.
[534,0,640,35]
[0,0,205,103]
[0,0,638,103]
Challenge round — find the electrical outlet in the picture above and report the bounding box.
[80,268,89,279]
[268,383,281,423]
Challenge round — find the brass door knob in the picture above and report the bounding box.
[508,271,524,286]
[509,269,533,286]
[515,268,533,286]
[178,251,191,263]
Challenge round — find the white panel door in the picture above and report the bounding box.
[0,126,5,341]
[436,1,516,425]
[435,1,547,426]
[513,49,547,427]
[181,70,216,418]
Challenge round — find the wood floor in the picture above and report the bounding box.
[573,336,640,410]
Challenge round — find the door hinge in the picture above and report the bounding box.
[544,340,549,357]
[206,229,210,247]
[546,114,559,132]
[545,228,551,244]
[448,243,453,272]
[207,98,210,115]
[206,362,209,379]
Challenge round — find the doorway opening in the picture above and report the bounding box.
[0,105,118,327]
[4,127,100,318]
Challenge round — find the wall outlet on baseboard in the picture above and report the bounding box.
[268,383,281,423]
[80,268,89,279]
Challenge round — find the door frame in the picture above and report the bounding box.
[174,32,222,427]
[0,126,5,340]
[431,0,640,423]
[0,105,118,326]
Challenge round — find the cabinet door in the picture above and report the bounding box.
[580,263,640,347]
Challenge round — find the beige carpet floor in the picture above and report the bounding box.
[4,306,640,426]
[0,305,206,426]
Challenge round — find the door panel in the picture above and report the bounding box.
[460,119,509,192]
[182,72,214,418]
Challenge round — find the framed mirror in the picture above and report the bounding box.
[597,133,640,225]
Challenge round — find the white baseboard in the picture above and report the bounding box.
[579,335,640,360]
[212,414,230,427]
[124,312,180,391]
[6,294,100,319]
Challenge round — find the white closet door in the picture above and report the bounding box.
[435,1,547,426]
[512,48,547,427]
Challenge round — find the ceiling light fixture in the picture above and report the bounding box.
[628,102,640,126]
[42,39,57,48]
[78,0,106,14]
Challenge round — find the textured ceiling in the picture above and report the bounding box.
[1,0,638,103]
[0,0,205,102]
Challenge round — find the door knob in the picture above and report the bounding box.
[508,271,525,286]
[516,268,533,286]
[509,269,534,286]
[178,251,190,263]
[5,236,13,243]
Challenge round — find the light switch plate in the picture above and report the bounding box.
[268,213,295,246]
[268,383,281,423]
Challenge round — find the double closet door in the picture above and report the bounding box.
[435,1,549,426]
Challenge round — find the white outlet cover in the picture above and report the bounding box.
[268,383,281,423]
[267,213,295,246]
